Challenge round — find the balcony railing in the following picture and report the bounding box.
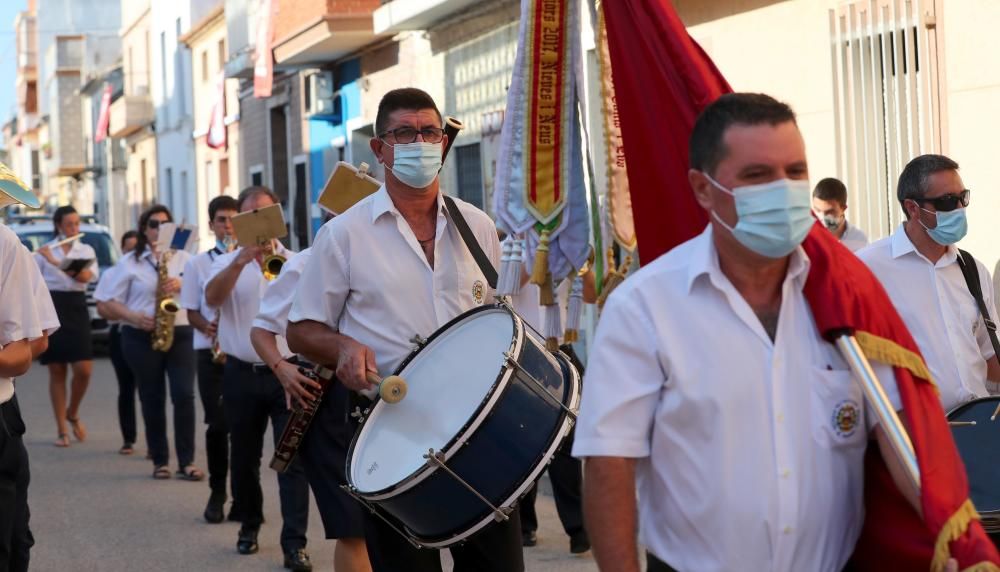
[108,95,154,139]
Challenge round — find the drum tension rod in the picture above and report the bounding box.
[424,448,513,523]
[503,352,578,420]
[340,485,423,548]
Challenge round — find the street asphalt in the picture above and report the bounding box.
[13,356,602,571]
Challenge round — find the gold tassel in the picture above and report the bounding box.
[538,272,555,306]
[530,231,551,286]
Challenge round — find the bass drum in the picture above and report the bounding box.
[948,396,1000,537]
[344,302,580,548]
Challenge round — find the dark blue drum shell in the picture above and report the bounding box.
[948,396,1000,517]
[355,308,574,544]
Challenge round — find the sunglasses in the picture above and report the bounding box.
[147,219,169,230]
[912,189,971,212]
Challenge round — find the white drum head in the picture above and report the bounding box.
[351,308,516,493]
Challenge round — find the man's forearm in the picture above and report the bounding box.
[204,262,244,307]
[584,457,641,572]
[250,327,283,369]
[187,310,212,335]
[287,320,348,366]
[0,340,33,378]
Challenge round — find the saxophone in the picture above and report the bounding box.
[151,250,180,352]
[210,310,226,364]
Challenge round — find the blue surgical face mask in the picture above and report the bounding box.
[216,235,235,253]
[919,206,968,246]
[705,174,814,258]
[385,141,442,189]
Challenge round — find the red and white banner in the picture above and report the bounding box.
[207,70,227,150]
[253,0,277,98]
[94,83,113,143]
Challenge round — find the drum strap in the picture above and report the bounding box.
[956,249,1000,361]
[443,195,498,289]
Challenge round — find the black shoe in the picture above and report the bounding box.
[284,548,313,571]
[237,528,259,555]
[522,530,537,547]
[570,531,591,554]
[203,492,225,524]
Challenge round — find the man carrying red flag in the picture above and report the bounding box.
[573,94,997,572]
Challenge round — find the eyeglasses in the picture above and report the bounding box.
[913,189,971,212]
[378,127,446,144]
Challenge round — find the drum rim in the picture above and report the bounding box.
[946,395,1000,417]
[346,303,526,498]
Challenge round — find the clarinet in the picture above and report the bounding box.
[270,364,335,473]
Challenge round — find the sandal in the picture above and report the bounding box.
[153,465,172,480]
[119,443,134,455]
[177,465,205,482]
[54,434,70,448]
[66,416,87,442]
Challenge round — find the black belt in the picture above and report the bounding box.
[229,357,274,376]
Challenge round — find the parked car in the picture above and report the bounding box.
[10,217,121,346]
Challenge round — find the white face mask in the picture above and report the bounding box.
[385,141,442,189]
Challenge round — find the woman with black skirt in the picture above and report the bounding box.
[95,205,203,481]
[34,205,99,447]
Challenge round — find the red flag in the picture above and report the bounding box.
[207,70,227,150]
[603,0,1000,568]
[253,0,277,98]
[601,0,730,263]
[94,83,112,143]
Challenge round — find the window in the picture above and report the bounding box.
[250,165,264,187]
[454,144,484,209]
[829,0,945,240]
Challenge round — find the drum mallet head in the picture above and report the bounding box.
[366,372,408,404]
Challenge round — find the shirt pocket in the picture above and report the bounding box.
[811,366,867,449]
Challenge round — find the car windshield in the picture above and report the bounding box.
[18,231,119,268]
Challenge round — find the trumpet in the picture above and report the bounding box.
[261,240,285,281]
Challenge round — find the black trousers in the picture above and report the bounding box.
[0,396,32,572]
[108,324,138,446]
[196,349,229,497]
[121,326,197,468]
[223,358,309,552]
[363,506,524,572]
[647,553,677,572]
[522,343,586,537]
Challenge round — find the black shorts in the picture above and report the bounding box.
[39,291,92,365]
[299,380,365,539]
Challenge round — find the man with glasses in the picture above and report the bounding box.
[287,87,512,571]
[181,195,239,524]
[858,154,1000,411]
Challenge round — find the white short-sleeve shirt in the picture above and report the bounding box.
[253,248,312,336]
[1,225,60,403]
[572,226,898,572]
[857,224,997,411]
[840,222,869,252]
[94,247,192,326]
[208,243,293,364]
[288,187,501,376]
[34,238,99,292]
[180,247,226,350]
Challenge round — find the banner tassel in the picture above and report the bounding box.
[530,231,551,286]
[510,238,524,295]
[564,274,584,343]
[542,273,561,352]
[497,237,515,296]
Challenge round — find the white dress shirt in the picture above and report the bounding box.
[34,238,99,292]
[1,225,60,403]
[288,187,501,376]
[572,226,898,572]
[840,222,869,252]
[254,248,312,336]
[181,247,227,350]
[857,225,997,411]
[208,243,293,364]
[94,247,192,327]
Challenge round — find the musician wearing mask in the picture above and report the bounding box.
[573,94,915,572]
[32,205,98,447]
[857,154,1000,412]
[95,230,141,455]
[180,195,239,524]
[0,164,59,572]
[811,177,868,252]
[287,88,514,572]
[203,187,310,570]
[95,205,203,482]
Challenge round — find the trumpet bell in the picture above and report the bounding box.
[262,254,285,281]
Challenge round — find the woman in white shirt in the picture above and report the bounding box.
[34,206,99,448]
[95,205,203,481]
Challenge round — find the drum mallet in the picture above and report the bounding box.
[363,372,408,404]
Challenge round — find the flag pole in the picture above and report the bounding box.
[835,334,921,492]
